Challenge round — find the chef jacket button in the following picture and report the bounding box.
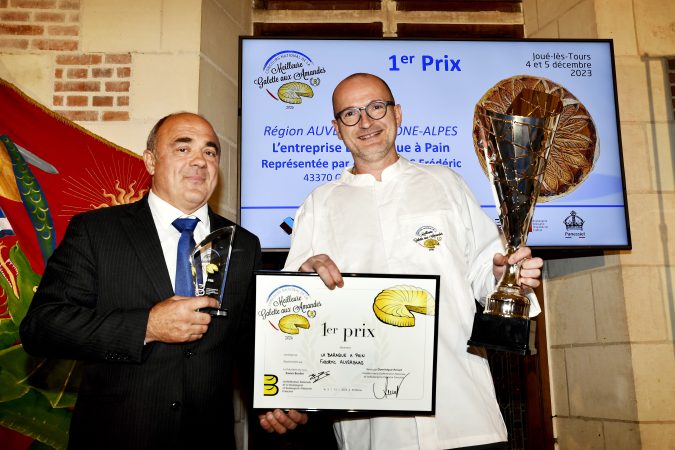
[184,349,193,359]
[171,401,181,410]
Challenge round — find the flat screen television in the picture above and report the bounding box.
[239,37,631,252]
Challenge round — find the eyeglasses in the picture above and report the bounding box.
[334,100,395,126]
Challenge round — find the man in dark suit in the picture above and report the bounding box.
[20,112,262,449]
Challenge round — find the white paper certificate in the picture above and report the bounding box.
[253,272,439,413]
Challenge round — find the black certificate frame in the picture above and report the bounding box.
[253,271,440,415]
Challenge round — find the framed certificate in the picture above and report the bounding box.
[253,271,440,414]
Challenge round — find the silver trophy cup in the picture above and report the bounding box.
[469,89,562,354]
[191,225,236,317]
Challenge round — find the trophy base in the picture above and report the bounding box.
[198,307,228,317]
[467,302,531,355]
[484,287,530,319]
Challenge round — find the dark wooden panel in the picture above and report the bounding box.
[396,23,524,39]
[253,22,384,37]
[254,0,381,10]
[527,284,555,450]
[396,0,521,13]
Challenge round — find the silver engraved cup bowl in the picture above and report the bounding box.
[478,107,561,319]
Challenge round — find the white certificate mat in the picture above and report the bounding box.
[253,272,440,413]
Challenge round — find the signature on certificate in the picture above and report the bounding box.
[372,373,410,399]
[309,371,330,383]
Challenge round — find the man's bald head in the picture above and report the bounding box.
[331,73,395,114]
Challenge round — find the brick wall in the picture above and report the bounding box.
[0,0,79,51]
[53,53,131,121]
[0,0,131,122]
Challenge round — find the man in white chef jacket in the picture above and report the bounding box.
[258,73,544,450]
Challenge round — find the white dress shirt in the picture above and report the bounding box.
[147,190,210,293]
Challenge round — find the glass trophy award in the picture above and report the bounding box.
[468,89,563,354]
[191,225,236,317]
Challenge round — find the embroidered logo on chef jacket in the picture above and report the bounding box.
[413,225,443,250]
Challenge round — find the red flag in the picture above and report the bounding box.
[0,78,151,449]
[0,78,150,273]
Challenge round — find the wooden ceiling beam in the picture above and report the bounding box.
[252,10,522,25]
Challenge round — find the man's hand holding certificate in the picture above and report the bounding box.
[253,272,439,413]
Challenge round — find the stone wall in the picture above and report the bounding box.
[523,0,675,448]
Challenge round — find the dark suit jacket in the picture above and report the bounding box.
[20,196,261,450]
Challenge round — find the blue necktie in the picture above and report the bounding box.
[172,217,199,297]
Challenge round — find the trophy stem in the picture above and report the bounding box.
[484,247,530,320]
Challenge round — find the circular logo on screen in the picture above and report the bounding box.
[253,50,326,107]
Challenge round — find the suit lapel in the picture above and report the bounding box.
[120,197,174,300]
